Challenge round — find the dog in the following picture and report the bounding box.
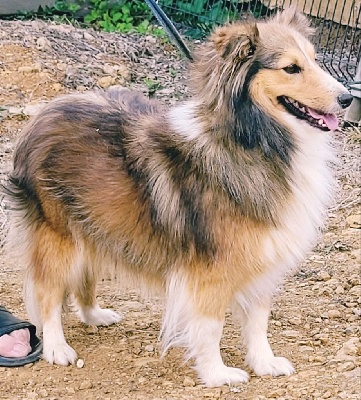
[4,8,352,387]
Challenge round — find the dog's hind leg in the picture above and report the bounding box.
[72,249,122,327]
[235,294,295,377]
[162,272,249,387]
[24,222,78,366]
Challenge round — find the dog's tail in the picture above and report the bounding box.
[2,176,43,328]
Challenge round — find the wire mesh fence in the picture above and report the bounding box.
[158,0,360,86]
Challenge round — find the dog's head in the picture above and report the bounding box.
[192,8,352,133]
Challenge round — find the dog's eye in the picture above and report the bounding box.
[283,64,301,74]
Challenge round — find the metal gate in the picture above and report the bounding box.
[158,0,360,86]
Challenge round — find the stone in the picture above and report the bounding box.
[97,76,117,88]
[145,35,157,44]
[343,366,361,379]
[102,64,117,75]
[116,64,131,81]
[352,308,361,316]
[318,336,329,345]
[268,389,286,397]
[341,337,360,355]
[183,376,196,387]
[337,361,355,372]
[282,330,301,338]
[52,83,62,92]
[76,358,84,368]
[79,380,93,390]
[56,62,67,71]
[36,37,51,50]
[83,31,94,40]
[299,345,314,354]
[144,344,154,352]
[86,325,98,334]
[331,337,361,363]
[313,355,327,363]
[346,214,361,229]
[335,285,345,294]
[23,102,46,116]
[327,309,341,319]
[349,285,361,296]
[38,389,48,398]
[7,106,23,115]
[289,317,302,325]
[349,275,361,286]
[66,387,76,394]
[317,271,331,281]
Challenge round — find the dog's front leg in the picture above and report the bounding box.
[191,317,249,387]
[162,273,249,387]
[236,296,295,377]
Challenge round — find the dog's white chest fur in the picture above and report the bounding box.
[250,119,335,302]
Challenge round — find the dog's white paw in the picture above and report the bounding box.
[43,341,77,366]
[80,306,122,326]
[249,356,295,377]
[198,365,249,387]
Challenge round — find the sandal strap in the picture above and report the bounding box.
[0,306,36,340]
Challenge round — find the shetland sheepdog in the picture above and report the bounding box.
[4,8,352,387]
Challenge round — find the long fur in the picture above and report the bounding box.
[4,8,349,387]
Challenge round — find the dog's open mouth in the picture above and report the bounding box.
[278,96,339,131]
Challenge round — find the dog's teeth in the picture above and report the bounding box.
[318,119,323,126]
[300,107,305,113]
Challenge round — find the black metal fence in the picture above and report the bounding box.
[158,0,360,86]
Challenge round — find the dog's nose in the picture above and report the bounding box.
[337,93,353,109]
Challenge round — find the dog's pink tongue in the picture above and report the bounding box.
[308,108,339,130]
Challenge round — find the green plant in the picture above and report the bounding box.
[144,77,162,95]
[53,0,83,13]
[83,0,162,34]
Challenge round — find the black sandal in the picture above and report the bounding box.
[0,306,42,367]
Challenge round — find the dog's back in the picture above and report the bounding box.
[8,87,165,244]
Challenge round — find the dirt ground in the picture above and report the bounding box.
[0,20,360,400]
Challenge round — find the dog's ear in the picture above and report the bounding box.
[274,7,315,37]
[211,22,259,63]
